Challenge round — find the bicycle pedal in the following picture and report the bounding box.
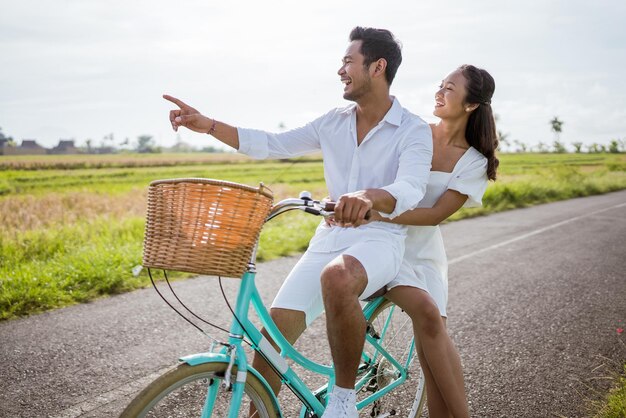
[366,378,378,392]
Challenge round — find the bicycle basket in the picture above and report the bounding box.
[142,178,273,278]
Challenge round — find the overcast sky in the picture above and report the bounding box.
[1,0,625,151]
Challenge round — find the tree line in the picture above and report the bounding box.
[0,128,223,154]
[1,122,625,155]
[496,116,625,154]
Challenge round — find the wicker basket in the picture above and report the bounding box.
[142,178,273,277]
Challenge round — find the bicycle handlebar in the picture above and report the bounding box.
[266,192,370,222]
[266,193,334,222]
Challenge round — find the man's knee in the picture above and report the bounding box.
[320,255,367,297]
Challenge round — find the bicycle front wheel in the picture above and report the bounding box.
[121,361,279,418]
[361,299,426,418]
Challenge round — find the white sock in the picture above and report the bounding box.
[332,385,355,400]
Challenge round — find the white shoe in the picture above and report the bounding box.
[321,391,358,418]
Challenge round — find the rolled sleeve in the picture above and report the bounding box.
[236,117,324,160]
[380,180,422,218]
[237,127,269,159]
[379,122,432,219]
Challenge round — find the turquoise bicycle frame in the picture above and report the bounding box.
[178,266,416,418]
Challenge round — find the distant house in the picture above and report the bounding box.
[50,140,79,155]
[2,139,48,156]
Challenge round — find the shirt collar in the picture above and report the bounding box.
[339,103,357,115]
[384,96,403,127]
[339,96,403,127]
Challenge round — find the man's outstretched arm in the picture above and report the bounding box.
[164,94,321,160]
[164,94,240,150]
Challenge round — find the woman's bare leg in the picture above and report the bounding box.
[415,336,451,417]
[386,286,468,418]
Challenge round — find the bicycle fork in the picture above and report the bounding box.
[199,339,248,418]
[205,269,263,417]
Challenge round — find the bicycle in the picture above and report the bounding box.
[121,178,426,417]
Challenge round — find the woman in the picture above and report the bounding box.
[373,64,498,418]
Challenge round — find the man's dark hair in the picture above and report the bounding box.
[349,26,403,85]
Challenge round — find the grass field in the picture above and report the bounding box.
[1,152,625,320]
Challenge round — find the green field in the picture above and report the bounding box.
[1,152,625,320]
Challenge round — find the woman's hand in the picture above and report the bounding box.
[163,94,213,133]
[324,216,337,227]
[324,204,380,228]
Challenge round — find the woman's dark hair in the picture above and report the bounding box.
[459,64,499,180]
[349,26,402,86]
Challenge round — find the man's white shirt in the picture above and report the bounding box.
[237,97,432,253]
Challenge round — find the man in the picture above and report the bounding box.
[164,26,432,417]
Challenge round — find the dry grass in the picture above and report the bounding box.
[0,152,247,170]
[0,189,148,233]
[0,182,328,235]
[0,152,323,170]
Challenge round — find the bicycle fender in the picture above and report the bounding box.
[180,352,231,366]
[179,353,283,417]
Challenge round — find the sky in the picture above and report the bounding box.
[1,0,625,152]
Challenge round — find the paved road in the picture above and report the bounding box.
[1,190,625,418]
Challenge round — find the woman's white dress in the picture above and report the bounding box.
[386,146,489,317]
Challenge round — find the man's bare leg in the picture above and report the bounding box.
[249,308,306,416]
[320,255,368,389]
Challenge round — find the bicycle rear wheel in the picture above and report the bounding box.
[121,361,279,418]
[361,299,426,417]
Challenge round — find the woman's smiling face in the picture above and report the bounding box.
[433,69,470,119]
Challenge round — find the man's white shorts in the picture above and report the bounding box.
[271,239,403,325]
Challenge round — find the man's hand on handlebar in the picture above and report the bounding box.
[332,191,373,228]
